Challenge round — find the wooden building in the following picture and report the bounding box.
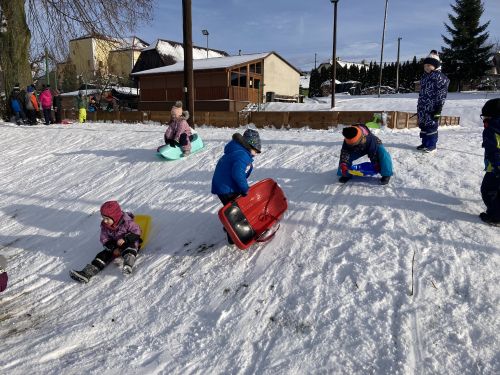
[132,52,301,111]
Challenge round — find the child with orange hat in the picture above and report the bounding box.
[70,201,142,283]
[338,124,393,185]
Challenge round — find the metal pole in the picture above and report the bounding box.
[377,0,389,98]
[182,0,194,127]
[396,37,401,92]
[331,1,338,109]
[206,34,208,59]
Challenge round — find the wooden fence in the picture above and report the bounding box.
[62,109,460,129]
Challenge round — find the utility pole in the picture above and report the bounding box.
[182,0,194,127]
[396,37,402,92]
[330,0,339,109]
[377,0,389,98]
[314,53,317,69]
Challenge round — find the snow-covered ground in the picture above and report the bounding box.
[0,92,499,374]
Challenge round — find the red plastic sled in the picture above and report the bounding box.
[218,178,288,250]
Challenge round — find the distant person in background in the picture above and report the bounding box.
[337,124,393,185]
[8,83,26,125]
[0,255,8,293]
[39,84,53,125]
[479,98,500,226]
[88,96,98,113]
[416,50,450,153]
[105,92,115,112]
[52,89,62,124]
[76,91,87,123]
[25,85,39,125]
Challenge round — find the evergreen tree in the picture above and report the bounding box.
[308,68,322,98]
[441,0,493,85]
[61,63,78,92]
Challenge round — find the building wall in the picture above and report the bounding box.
[69,38,95,77]
[109,50,135,77]
[263,54,300,99]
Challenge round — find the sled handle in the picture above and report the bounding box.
[256,222,281,243]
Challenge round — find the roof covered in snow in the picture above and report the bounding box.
[141,39,228,60]
[132,52,301,76]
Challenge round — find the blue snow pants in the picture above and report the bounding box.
[337,145,393,177]
[419,117,439,149]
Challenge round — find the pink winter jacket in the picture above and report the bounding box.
[164,117,192,152]
[39,89,53,109]
[99,212,141,249]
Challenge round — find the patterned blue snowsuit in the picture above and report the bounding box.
[417,70,450,149]
[481,117,500,221]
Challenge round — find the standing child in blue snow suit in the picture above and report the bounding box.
[338,124,393,185]
[211,129,261,244]
[416,50,450,153]
[479,98,500,226]
[70,201,142,283]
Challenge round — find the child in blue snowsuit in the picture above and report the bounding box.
[337,124,393,185]
[416,50,450,152]
[8,84,26,125]
[211,129,261,243]
[479,98,500,226]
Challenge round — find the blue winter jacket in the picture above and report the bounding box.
[211,139,254,195]
[417,70,450,128]
[482,117,500,173]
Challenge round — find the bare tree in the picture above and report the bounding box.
[0,0,154,98]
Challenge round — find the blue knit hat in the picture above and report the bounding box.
[243,129,261,153]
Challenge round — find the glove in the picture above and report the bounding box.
[103,240,116,251]
[432,106,442,119]
[124,233,141,248]
[340,163,349,177]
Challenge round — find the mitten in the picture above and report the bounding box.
[124,233,141,248]
[340,163,349,177]
[103,240,116,251]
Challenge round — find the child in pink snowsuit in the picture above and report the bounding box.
[70,201,142,283]
[162,101,192,156]
[39,85,53,125]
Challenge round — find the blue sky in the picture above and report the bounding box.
[136,0,500,71]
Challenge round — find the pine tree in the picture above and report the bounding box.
[308,68,322,98]
[441,0,493,85]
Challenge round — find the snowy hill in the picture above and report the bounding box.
[0,92,499,374]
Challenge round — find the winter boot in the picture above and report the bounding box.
[416,144,425,150]
[122,253,136,274]
[70,264,99,283]
[380,176,391,185]
[479,212,500,227]
[338,176,351,183]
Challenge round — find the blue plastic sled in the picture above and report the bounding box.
[157,135,204,160]
[348,162,378,176]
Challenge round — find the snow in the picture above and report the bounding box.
[142,39,227,60]
[132,52,270,76]
[0,92,500,374]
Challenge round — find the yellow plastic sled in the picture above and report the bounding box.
[134,214,152,248]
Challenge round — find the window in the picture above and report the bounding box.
[239,74,247,87]
[255,62,262,74]
[231,72,239,86]
[253,78,261,89]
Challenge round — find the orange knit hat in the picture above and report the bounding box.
[343,126,362,145]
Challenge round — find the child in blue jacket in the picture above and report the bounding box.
[479,98,500,226]
[211,129,261,243]
[338,124,393,185]
[416,50,450,153]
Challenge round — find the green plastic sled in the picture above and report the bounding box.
[157,135,204,160]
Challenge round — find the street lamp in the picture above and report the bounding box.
[202,29,209,58]
[330,0,339,109]
[377,0,389,98]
